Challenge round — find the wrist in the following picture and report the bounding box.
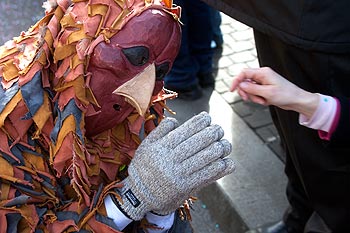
[291,89,319,119]
[114,177,151,221]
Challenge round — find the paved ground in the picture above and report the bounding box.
[214,14,285,162]
[0,1,44,44]
[0,2,288,233]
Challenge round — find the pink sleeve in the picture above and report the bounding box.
[298,94,340,140]
[318,98,341,141]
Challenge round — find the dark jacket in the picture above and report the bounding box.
[201,0,350,53]
[331,97,350,145]
[203,0,350,144]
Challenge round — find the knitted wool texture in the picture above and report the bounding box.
[116,112,235,221]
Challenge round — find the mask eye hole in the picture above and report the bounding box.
[113,104,121,111]
[122,46,149,66]
[155,62,170,81]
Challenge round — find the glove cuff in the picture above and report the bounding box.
[113,177,151,221]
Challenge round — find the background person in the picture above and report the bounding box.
[164,0,216,100]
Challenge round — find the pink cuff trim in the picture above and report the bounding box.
[318,98,341,141]
[299,94,337,132]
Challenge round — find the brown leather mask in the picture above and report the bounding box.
[85,8,181,136]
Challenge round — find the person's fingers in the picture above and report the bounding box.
[238,81,269,98]
[233,67,276,91]
[238,88,249,101]
[242,67,275,85]
[248,94,268,105]
[230,73,244,92]
[230,68,257,91]
[237,81,270,105]
[161,111,211,149]
[173,124,225,163]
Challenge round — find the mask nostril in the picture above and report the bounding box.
[113,104,121,111]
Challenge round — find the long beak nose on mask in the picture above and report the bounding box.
[112,63,156,116]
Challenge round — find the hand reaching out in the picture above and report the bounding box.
[112,112,235,221]
[230,67,319,119]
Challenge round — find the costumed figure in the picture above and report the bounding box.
[0,0,235,232]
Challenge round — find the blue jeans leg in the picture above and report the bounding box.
[165,0,213,90]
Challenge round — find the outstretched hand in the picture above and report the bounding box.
[230,67,319,118]
[113,112,235,221]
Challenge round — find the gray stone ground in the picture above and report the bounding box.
[0,1,44,44]
[0,2,287,233]
[214,14,285,162]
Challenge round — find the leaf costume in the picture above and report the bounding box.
[0,0,181,232]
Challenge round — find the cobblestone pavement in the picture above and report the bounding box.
[214,14,285,163]
[0,1,44,44]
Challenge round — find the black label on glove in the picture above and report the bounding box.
[125,189,141,207]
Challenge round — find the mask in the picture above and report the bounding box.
[85,7,181,136]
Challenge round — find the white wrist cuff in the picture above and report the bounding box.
[145,212,175,233]
[104,194,133,231]
[104,195,175,232]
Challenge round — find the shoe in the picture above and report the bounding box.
[164,84,202,101]
[198,72,215,88]
[245,221,289,233]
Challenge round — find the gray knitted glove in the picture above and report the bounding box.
[113,112,235,220]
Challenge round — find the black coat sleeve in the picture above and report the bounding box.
[201,0,350,53]
[326,97,350,146]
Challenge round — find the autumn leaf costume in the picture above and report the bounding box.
[0,0,181,231]
[0,0,236,232]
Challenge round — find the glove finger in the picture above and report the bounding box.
[142,117,179,144]
[191,158,236,196]
[205,158,236,183]
[180,139,232,174]
[219,139,232,157]
[161,111,211,149]
[188,158,236,190]
[173,124,225,163]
